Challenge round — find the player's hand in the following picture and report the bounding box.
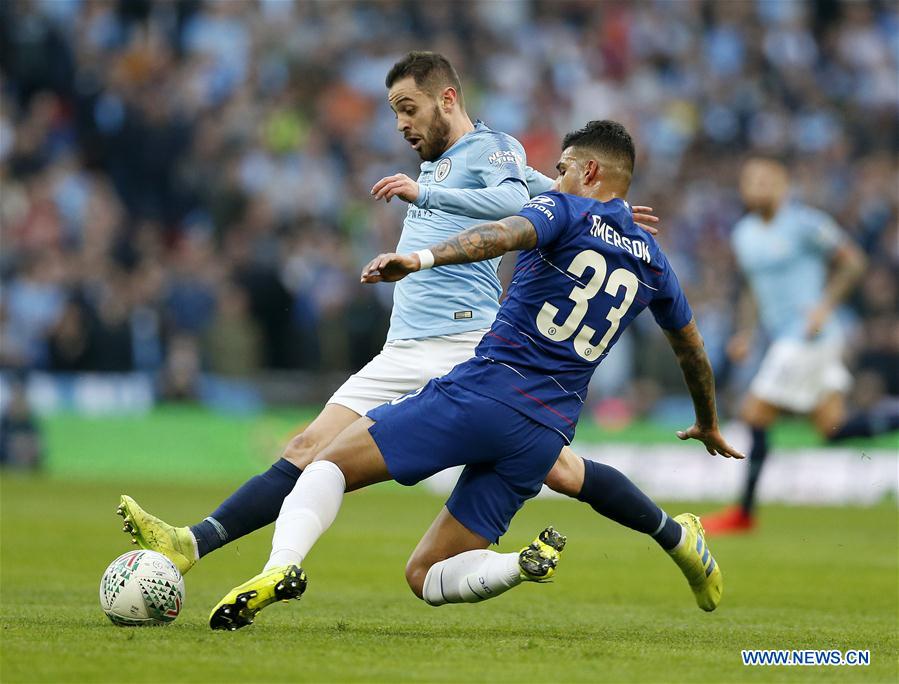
[676,424,745,459]
[371,174,420,204]
[726,330,753,363]
[361,252,421,283]
[632,205,660,235]
[804,302,831,339]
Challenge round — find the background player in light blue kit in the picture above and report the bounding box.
[703,157,899,535]
[207,121,743,630]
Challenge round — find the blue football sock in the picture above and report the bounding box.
[740,427,768,515]
[190,458,302,558]
[828,405,899,442]
[576,458,683,550]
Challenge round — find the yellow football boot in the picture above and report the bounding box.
[117,495,197,575]
[209,565,307,631]
[518,526,567,581]
[668,513,722,611]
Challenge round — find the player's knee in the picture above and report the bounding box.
[281,430,320,469]
[813,397,846,438]
[404,558,427,599]
[740,404,759,427]
[741,399,774,429]
[544,460,578,496]
[544,449,584,497]
[814,414,843,439]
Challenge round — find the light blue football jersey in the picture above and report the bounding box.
[526,168,555,195]
[732,202,846,341]
[389,121,529,340]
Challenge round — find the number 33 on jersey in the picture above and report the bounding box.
[446,191,693,442]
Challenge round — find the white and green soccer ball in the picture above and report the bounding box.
[99,550,185,626]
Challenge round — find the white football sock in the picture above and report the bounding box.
[422,549,522,605]
[265,460,346,571]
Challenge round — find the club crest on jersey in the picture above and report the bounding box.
[434,158,452,183]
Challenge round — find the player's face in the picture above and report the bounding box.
[740,159,788,213]
[554,148,586,195]
[388,77,452,162]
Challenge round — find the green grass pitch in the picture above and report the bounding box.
[1,475,896,683]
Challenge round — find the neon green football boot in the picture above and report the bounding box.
[668,513,722,611]
[209,565,307,631]
[116,495,197,575]
[518,526,567,581]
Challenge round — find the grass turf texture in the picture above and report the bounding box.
[1,476,896,683]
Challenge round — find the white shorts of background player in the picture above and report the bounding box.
[749,337,852,414]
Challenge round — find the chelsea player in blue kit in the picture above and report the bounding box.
[207,121,743,630]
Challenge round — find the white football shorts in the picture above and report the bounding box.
[749,337,852,413]
[327,328,489,416]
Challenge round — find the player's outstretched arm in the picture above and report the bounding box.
[663,319,744,459]
[805,241,866,338]
[371,173,530,220]
[361,216,537,283]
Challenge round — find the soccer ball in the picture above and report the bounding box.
[99,550,185,626]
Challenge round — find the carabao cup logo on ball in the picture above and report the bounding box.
[99,550,185,626]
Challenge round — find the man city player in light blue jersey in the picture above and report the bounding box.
[704,157,899,535]
[206,120,743,630]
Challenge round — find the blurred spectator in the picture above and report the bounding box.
[47,295,93,371]
[159,333,201,401]
[203,279,263,377]
[0,377,43,470]
[3,251,66,367]
[0,0,896,415]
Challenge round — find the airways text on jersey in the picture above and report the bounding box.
[406,207,434,220]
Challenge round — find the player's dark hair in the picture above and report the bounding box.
[562,120,635,182]
[386,51,464,105]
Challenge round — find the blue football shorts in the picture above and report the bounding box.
[367,377,565,543]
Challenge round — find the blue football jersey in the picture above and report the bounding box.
[446,191,693,442]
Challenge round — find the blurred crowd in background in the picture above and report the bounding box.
[1,0,897,419]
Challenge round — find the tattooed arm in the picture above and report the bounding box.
[360,216,536,283]
[664,319,744,459]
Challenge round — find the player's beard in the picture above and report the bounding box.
[745,196,780,219]
[418,105,452,162]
